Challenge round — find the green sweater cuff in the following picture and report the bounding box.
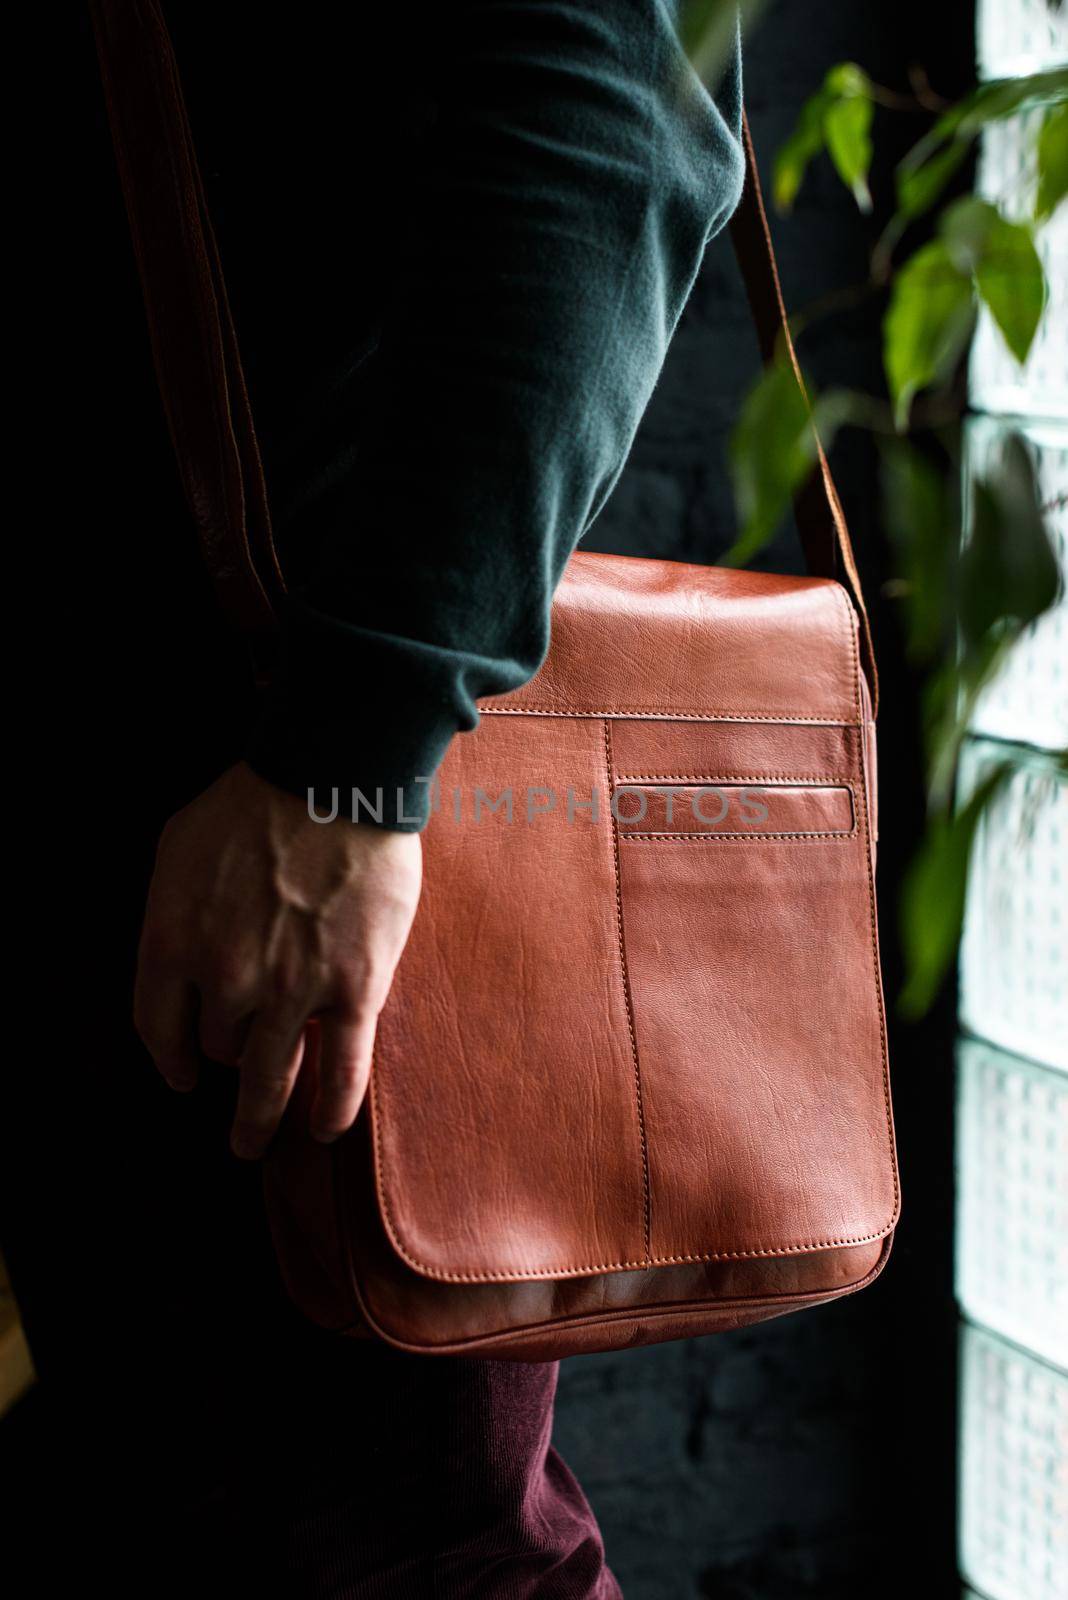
[243,596,482,832]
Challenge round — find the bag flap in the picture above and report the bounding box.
[478,550,864,723]
[366,552,898,1285]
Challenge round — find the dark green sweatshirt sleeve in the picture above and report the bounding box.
[244,1,745,828]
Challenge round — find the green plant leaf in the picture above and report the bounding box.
[773,62,873,212]
[953,66,1068,138]
[941,196,1046,363]
[824,92,874,211]
[891,66,1068,231]
[726,358,818,564]
[824,62,871,98]
[878,437,958,662]
[960,432,1061,648]
[925,632,1012,808]
[1036,100,1068,219]
[895,139,971,221]
[916,431,1062,806]
[916,67,1068,158]
[883,239,976,428]
[773,89,832,211]
[899,759,1012,1018]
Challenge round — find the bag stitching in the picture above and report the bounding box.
[605,717,653,1262]
[363,1230,897,1283]
[615,775,858,839]
[844,601,901,1230]
[844,592,901,1235]
[619,831,855,842]
[615,774,853,784]
[481,708,858,724]
[353,1236,895,1353]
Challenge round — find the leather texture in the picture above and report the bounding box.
[91,0,899,1361]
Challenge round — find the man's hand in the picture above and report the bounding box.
[133,762,423,1159]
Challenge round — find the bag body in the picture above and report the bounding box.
[263,552,897,1358]
[90,0,898,1361]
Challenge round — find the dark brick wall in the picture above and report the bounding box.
[556,5,975,1595]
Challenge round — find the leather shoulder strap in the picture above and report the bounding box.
[728,112,877,709]
[88,0,285,647]
[89,1,876,711]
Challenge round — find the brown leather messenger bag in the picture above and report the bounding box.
[90,0,899,1360]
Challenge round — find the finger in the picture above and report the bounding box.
[310,1008,378,1143]
[133,966,201,1093]
[230,1008,307,1160]
[197,996,253,1068]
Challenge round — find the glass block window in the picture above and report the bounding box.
[956,1039,1068,1369]
[958,741,1068,1072]
[976,0,1068,75]
[958,9,1066,1597]
[959,1324,1068,1600]
[966,419,1068,750]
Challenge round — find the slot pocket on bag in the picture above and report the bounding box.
[612,783,855,840]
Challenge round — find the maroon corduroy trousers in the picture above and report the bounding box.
[170,1071,622,1597]
[10,1054,619,1600]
